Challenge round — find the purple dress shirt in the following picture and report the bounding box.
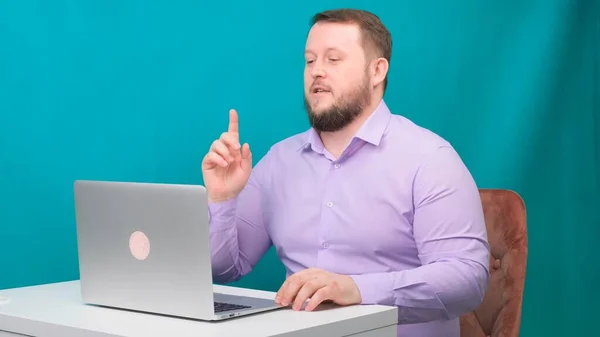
[208,99,490,337]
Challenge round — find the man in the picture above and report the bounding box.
[201,8,490,337]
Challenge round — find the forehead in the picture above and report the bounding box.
[305,21,362,53]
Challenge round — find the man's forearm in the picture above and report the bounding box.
[350,257,489,324]
[209,199,249,283]
[207,179,273,284]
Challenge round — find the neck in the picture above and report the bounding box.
[319,96,382,158]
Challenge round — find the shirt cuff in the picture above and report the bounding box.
[350,272,395,305]
[208,198,237,231]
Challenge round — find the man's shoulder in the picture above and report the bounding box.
[269,129,311,152]
[385,113,453,156]
[249,129,309,184]
[265,130,310,157]
[252,129,309,167]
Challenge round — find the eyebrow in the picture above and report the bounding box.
[305,47,345,54]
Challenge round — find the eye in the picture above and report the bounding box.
[328,57,340,63]
[305,60,315,65]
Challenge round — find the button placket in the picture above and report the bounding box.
[316,159,341,266]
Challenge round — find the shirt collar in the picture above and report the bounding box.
[298,99,392,152]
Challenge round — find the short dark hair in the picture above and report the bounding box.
[310,8,392,91]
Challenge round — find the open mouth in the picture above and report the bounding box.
[312,87,330,95]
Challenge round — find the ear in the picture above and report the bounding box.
[370,57,389,89]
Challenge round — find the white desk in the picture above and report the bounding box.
[0,280,397,337]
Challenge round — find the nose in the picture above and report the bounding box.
[310,59,326,79]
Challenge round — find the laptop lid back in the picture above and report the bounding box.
[74,180,215,319]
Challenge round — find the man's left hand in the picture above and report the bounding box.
[274,268,362,311]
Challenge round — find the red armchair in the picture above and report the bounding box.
[460,189,528,337]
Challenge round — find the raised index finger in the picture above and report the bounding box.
[228,109,239,135]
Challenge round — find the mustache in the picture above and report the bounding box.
[309,83,331,91]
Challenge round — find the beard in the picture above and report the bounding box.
[304,75,372,133]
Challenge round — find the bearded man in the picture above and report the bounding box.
[201,8,490,337]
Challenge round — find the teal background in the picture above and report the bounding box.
[1,1,598,335]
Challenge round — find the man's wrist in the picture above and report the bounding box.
[207,193,237,204]
[207,197,237,230]
[341,274,363,305]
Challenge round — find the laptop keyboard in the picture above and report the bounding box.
[214,301,251,313]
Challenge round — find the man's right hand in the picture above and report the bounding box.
[201,109,252,203]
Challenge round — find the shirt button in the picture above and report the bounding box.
[334,163,340,169]
[323,242,329,248]
[326,201,333,208]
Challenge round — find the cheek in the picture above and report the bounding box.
[341,73,365,90]
[331,68,357,88]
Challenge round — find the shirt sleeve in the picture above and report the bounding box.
[349,146,490,324]
[208,151,273,284]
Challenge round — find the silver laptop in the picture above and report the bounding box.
[73,180,282,321]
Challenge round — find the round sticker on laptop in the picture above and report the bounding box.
[129,231,150,260]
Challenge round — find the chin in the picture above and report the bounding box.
[310,103,331,114]
[312,97,332,107]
